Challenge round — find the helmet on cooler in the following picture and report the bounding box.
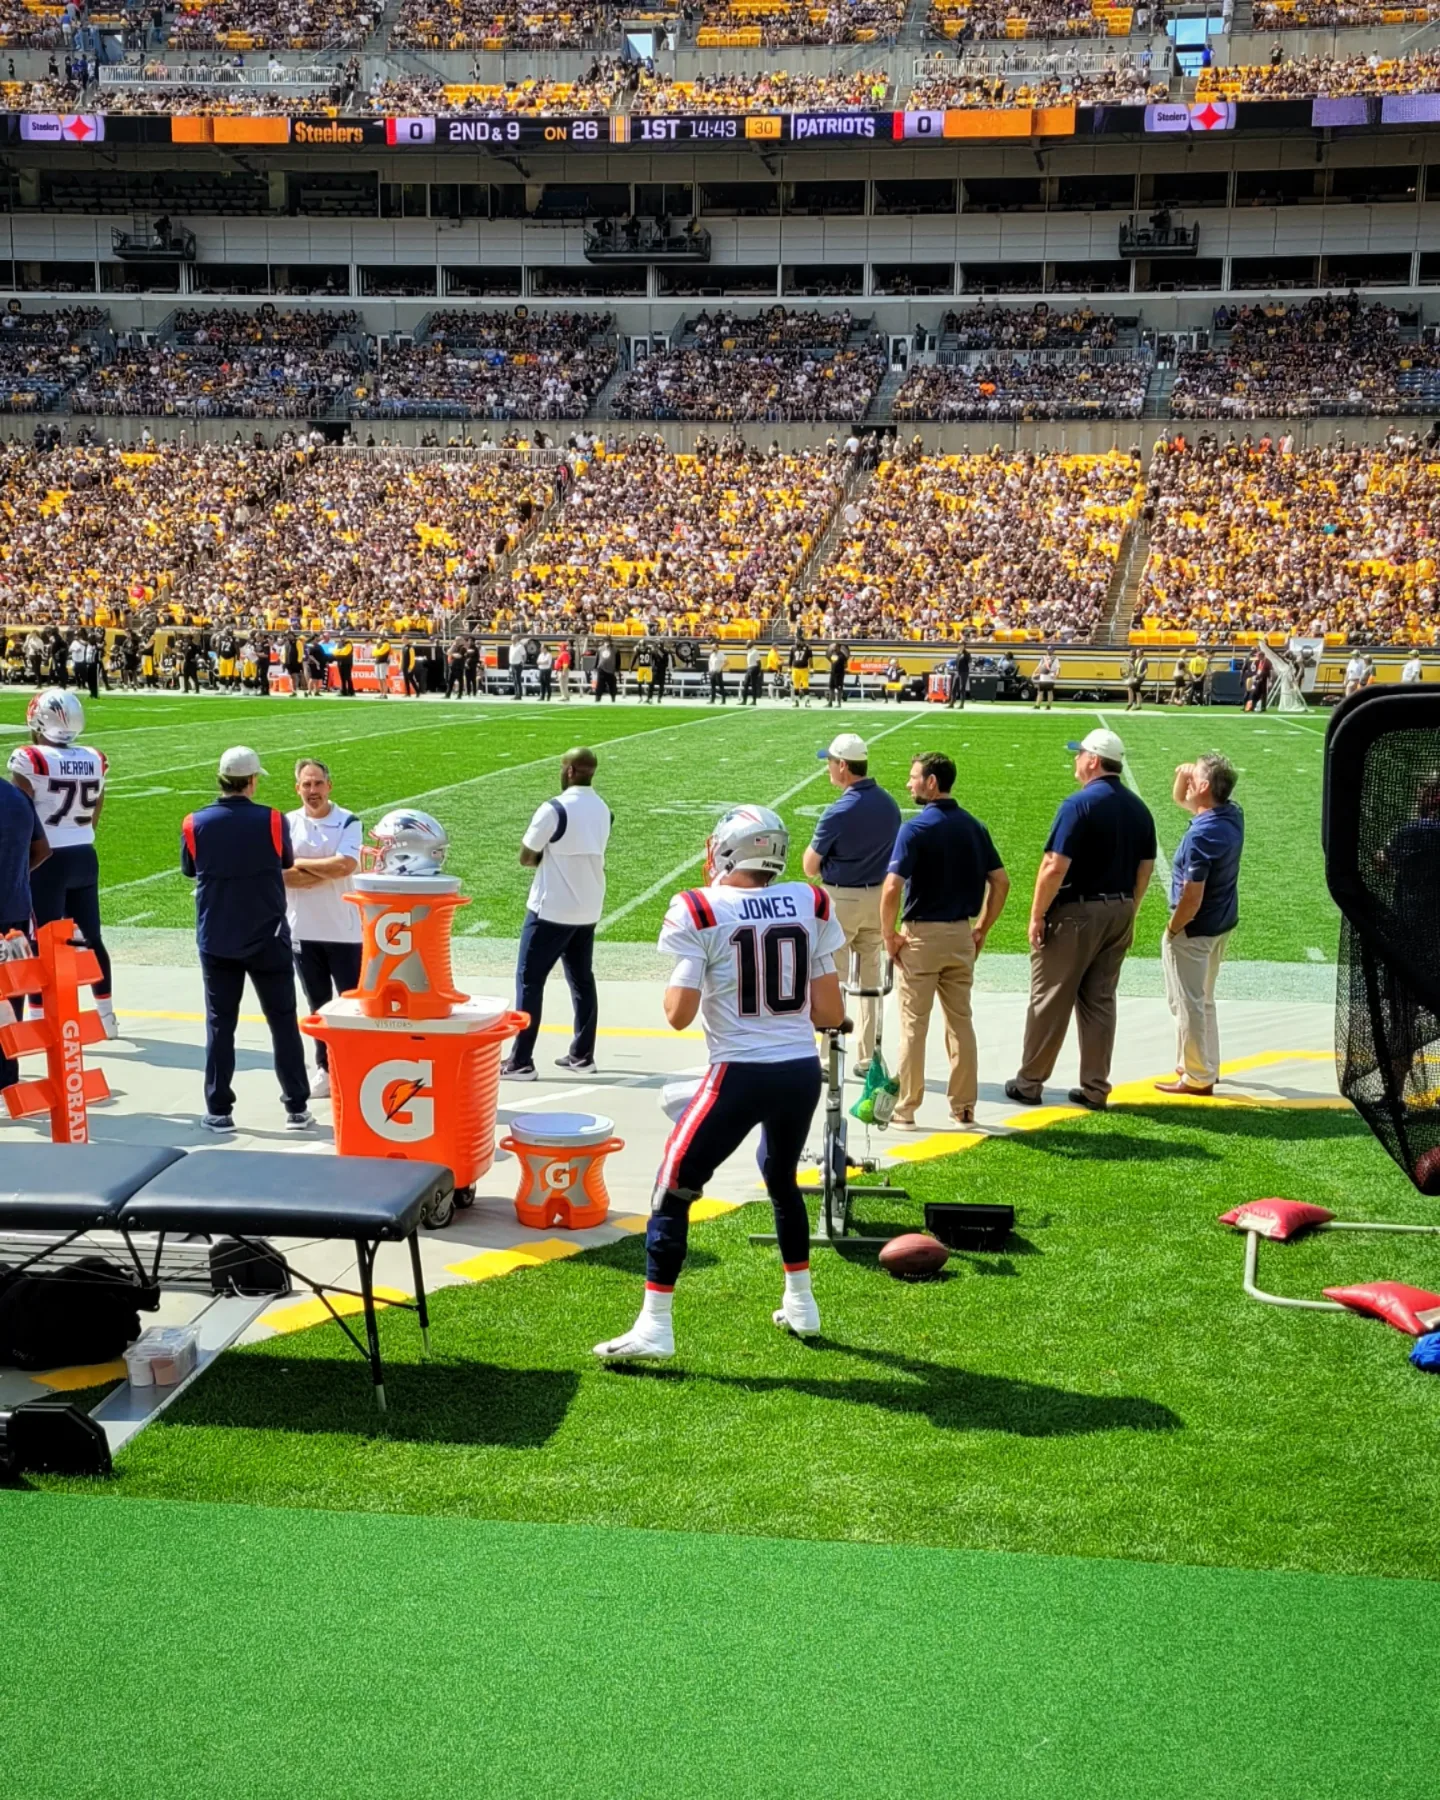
[369,809,449,878]
[707,804,789,882]
[27,688,84,746]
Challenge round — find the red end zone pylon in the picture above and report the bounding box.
[0,919,110,1142]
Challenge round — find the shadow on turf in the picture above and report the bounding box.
[1006,1104,1368,1167]
[613,1343,1180,1438]
[160,1358,579,1446]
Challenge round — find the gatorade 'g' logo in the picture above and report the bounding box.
[358,1058,435,1141]
[375,911,413,956]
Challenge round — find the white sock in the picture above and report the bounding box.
[783,1267,813,1300]
[97,996,115,1018]
[640,1285,674,1327]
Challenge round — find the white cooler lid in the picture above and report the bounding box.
[313,995,509,1034]
[506,1111,615,1147]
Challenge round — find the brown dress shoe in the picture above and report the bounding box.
[1154,1077,1214,1096]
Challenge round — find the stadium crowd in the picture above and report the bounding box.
[1138,434,1440,644]
[352,339,617,420]
[0,440,553,637]
[940,304,1123,349]
[632,68,888,112]
[698,0,906,44]
[164,0,381,48]
[364,67,625,115]
[926,0,1136,40]
[805,445,1143,640]
[1194,49,1440,101]
[391,0,601,50]
[893,358,1149,420]
[1170,297,1440,419]
[1252,0,1437,28]
[611,344,884,422]
[908,61,1164,106]
[496,435,844,635]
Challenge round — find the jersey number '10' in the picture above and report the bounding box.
[730,923,810,1015]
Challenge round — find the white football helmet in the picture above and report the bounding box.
[369,809,449,878]
[707,804,789,882]
[28,688,84,746]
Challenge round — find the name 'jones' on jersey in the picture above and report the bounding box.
[659,881,847,1065]
[7,744,108,848]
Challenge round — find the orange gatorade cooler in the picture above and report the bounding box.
[499,1112,625,1231]
[303,996,526,1224]
[345,872,470,1021]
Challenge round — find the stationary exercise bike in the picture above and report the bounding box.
[750,953,911,1251]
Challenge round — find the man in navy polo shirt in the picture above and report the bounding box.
[802,731,901,1072]
[1156,753,1243,1096]
[180,745,312,1134]
[0,775,48,1098]
[880,751,1010,1128]
[1006,726,1156,1111]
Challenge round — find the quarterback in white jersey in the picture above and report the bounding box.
[595,804,846,1364]
[7,688,116,1035]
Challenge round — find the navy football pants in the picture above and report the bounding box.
[648,1055,822,1286]
[29,843,111,998]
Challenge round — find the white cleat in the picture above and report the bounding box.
[773,1293,822,1338]
[593,1325,675,1362]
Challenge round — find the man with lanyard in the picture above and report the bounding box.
[802,731,901,1076]
[1006,727,1156,1112]
[180,746,313,1134]
[284,758,362,1102]
[502,747,612,1081]
[0,757,49,1102]
[881,752,1009,1129]
[1156,754,1243,1097]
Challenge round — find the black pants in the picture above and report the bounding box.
[741,666,762,703]
[83,661,98,698]
[0,914,29,1094]
[446,667,465,697]
[595,669,618,702]
[405,668,420,697]
[338,659,354,696]
[29,843,111,998]
[948,679,968,708]
[293,938,362,1069]
[648,1056,822,1286]
[200,937,309,1117]
[511,666,525,699]
[709,673,726,703]
[464,667,477,697]
[828,675,845,707]
[511,911,597,1068]
[538,669,552,701]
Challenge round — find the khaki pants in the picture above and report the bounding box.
[825,884,885,1067]
[1014,898,1134,1105]
[1161,927,1229,1086]
[895,920,977,1119]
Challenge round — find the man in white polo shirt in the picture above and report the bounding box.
[503,746,612,1081]
[283,758,363,1100]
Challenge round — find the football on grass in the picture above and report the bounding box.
[878,1233,950,1281]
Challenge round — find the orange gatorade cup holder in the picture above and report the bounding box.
[344,873,470,1021]
[303,997,527,1224]
[499,1112,625,1231]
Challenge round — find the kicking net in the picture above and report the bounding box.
[1325,689,1440,1193]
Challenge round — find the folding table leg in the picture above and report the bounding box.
[355,1238,386,1413]
[407,1232,431,1358]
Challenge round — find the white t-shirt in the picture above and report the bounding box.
[708,651,727,674]
[523,785,611,925]
[1403,658,1424,684]
[659,880,846,1066]
[285,803,364,943]
[1346,657,1366,682]
[9,742,107,848]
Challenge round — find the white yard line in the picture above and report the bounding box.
[106,713,482,787]
[102,866,186,897]
[378,709,747,812]
[595,714,915,935]
[113,910,156,926]
[1098,711,1172,891]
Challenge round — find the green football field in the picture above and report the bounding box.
[0,691,1333,960]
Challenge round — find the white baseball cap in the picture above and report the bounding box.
[817,733,869,763]
[218,745,267,779]
[1065,728,1126,765]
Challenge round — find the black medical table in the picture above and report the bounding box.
[0,1145,453,1474]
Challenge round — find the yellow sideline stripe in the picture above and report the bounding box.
[262,1285,411,1335]
[115,1009,703,1039]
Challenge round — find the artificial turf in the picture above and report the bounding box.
[2,1492,1438,1800]
[45,1105,1440,1584]
[0,692,1331,959]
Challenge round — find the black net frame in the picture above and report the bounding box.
[1325,686,1440,1193]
